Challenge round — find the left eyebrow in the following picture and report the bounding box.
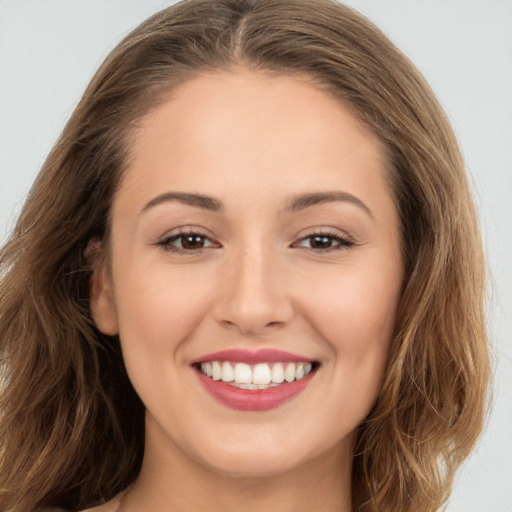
[286,191,374,219]
[140,192,224,215]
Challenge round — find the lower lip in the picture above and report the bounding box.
[196,371,315,411]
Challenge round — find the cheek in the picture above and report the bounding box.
[301,257,402,393]
[306,262,400,339]
[112,260,217,362]
[111,261,221,420]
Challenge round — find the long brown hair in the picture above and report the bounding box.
[0,1,490,511]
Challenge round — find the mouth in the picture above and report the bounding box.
[192,349,320,411]
[195,360,317,389]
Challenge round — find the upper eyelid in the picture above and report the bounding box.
[162,231,219,244]
[293,234,354,247]
[154,226,356,245]
[158,226,218,240]
[293,227,355,242]
[156,232,220,254]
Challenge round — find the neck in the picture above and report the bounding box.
[126,420,353,512]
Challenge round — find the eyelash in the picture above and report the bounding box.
[292,230,355,252]
[156,230,354,254]
[156,230,219,253]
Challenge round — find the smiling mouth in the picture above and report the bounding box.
[195,361,319,390]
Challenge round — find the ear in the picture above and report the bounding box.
[88,243,119,336]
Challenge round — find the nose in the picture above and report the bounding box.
[213,242,294,336]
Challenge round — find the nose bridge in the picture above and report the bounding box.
[237,241,274,300]
[215,237,292,334]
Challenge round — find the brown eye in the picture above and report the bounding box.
[294,232,354,251]
[309,235,335,249]
[158,232,219,253]
[181,234,207,249]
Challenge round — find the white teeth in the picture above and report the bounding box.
[271,363,285,384]
[199,360,315,387]
[234,362,252,384]
[212,361,222,381]
[284,362,296,383]
[253,363,272,385]
[221,361,234,382]
[233,383,281,390]
[236,383,258,390]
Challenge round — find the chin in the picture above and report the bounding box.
[186,427,342,479]
[199,449,308,478]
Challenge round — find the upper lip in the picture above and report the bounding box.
[192,348,316,365]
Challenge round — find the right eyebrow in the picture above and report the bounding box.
[286,191,374,219]
[140,192,224,215]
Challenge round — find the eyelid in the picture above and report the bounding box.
[155,226,221,253]
[156,225,217,241]
[152,225,356,254]
[290,228,356,251]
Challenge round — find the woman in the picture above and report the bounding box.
[0,1,490,511]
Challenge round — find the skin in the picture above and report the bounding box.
[88,69,404,512]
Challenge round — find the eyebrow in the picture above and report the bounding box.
[286,191,373,218]
[140,192,224,214]
[140,190,372,218]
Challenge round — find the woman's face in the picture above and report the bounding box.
[91,69,404,477]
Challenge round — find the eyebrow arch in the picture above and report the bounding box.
[287,191,373,218]
[140,192,224,214]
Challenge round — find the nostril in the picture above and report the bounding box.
[217,318,287,336]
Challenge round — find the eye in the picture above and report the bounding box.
[293,231,354,251]
[157,231,219,253]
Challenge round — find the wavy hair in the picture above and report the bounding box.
[0,1,490,510]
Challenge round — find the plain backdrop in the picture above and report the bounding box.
[0,1,511,510]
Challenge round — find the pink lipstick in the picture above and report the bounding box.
[193,349,318,411]
[193,348,315,365]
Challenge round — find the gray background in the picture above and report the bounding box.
[1,1,511,510]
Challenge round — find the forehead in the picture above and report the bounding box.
[120,69,391,211]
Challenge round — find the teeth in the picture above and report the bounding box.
[199,361,314,387]
[253,363,272,385]
[236,383,258,390]
[284,362,296,383]
[212,361,222,381]
[236,383,281,390]
[271,363,284,384]
[221,361,234,382]
[234,363,252,384]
